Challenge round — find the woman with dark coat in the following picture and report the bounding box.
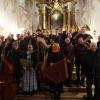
[47,42,65,100]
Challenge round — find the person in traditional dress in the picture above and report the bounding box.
[23,44,38,90]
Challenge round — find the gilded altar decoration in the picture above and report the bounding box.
[37,0,76,32]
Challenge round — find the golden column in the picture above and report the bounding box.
[48,9,51,31]
[42,4,47,29]
[71,1,77,29]
[62,8,67,31]
[48,14,51,32]
[36,3,42,30]
[38,9,42,30]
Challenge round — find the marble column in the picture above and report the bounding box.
[36,4,42,30]
[67,2,72,31]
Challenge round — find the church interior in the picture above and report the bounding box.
[0,0,100,100]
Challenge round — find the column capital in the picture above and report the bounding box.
[67,2,72,12]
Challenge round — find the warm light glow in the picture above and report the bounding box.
[0,0,39,38]
[0,1,24,38]
[52,13,60,20]
[62,28,66,31]
[0,17,25,39]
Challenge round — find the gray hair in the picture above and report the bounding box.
[90,42,97,47]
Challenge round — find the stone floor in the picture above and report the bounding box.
[15,92,86,100]
[15,86,86,100]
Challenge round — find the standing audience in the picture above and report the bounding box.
[0,27,100,100]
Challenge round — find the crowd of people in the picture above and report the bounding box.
[0,26,100,100]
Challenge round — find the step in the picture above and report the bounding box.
[40,82,86,92]
[63,86,86,92]
[15,85,86,100]
[15,91,86,100]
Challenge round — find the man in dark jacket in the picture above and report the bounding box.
[97,35,100,49]
[63,37,75,85]
[7,41,23,86]
[94,47,100,100]
[84,42,98,100]
[75,37,88,85]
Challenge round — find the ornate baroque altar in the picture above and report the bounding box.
[36,0,77,32]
